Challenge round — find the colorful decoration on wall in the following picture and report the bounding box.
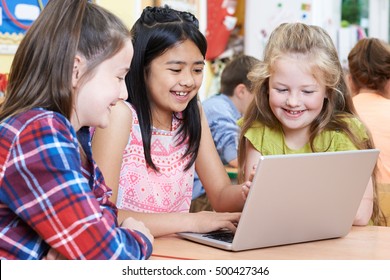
[0,0,49,34]
[0,72,7,97]
[0,0,49,54]
[205,0,238,60]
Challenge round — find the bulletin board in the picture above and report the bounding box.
[244,0,341,60]
[0,0,49,34]
[0,0,49,54]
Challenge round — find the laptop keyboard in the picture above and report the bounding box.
[203,231,234,243]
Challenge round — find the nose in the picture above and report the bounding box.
[286,92,301,107]
[119,82,128,100]
[179,70,195,87]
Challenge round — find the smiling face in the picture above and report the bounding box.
[268,54,327,142]
[71,40,134,131]
[146,39,204,126]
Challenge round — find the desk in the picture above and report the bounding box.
[151,226,390,260]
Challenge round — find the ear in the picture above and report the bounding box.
[72,55,83,88]
[234,84,247,99]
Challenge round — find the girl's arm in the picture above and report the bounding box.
[353,177,374,225]
[243,140,262,181]
[92,102,156,239]
[118,210,241,237]
[92,100,132,206]
[196,104,249,212]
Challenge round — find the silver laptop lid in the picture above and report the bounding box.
[231,149,379,251]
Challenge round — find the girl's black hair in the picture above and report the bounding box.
[126,6,207,171]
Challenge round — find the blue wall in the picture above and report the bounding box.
[0,0,49,34]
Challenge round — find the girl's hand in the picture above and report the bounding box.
[248,164,257,181]
[241,181,251,201]
[241,164,256,201]
[122,217,154,244]
[42,248,67,260]
[191,211,241,233]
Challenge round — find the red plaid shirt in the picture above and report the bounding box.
[0,109,152,259]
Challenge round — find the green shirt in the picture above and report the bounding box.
[243,117,368,155]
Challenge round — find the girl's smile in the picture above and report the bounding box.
[282,109,306,117]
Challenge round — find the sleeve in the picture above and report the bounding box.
[350,117,370,142]
[241,120,266,153]
[192,171,205,199]
[207,112,239,164]
[334,117,370,151]
[1,115,152,259]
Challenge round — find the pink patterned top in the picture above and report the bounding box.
[116,102,194,213]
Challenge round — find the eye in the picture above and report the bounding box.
[275,88,288,93]
[117,76,125,81]
[302,90,315,94]
[193,68,204,74]
[169,69,181,73]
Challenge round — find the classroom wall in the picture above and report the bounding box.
[97,0,143,28]
[0,54,12,74]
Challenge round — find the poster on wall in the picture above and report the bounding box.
[0,0,49,54]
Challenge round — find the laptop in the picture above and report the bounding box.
[178,149,379,251]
